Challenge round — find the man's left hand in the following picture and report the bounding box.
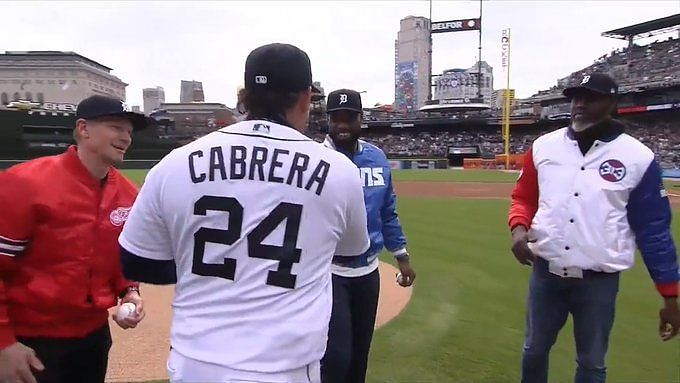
[397,259,416,287]
[112,290,146,330]
[659,298,680,341]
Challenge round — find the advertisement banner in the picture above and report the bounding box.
[395,61,418,113]
[431,18,481,34]
[411,160,436,170]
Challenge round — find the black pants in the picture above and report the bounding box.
[18,324,112,383]
[321,268,380,383]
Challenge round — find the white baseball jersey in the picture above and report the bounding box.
[119,120,370,373]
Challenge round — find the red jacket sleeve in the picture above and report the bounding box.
[508,147,539,231]
[0,172,38,349]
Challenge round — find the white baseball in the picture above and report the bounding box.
[396,272,405,285]
[116,302,137,321]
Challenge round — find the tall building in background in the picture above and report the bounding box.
[434,61,494,103]
[491,88,515,111]
[180,80,204,103]
[150,102,236,139]
[395,16,431,114]
[0,51,126,106]
[143,86,165,114]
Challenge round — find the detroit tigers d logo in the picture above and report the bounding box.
[599,159,626,182]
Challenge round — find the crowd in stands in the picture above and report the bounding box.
[626,117,680,170]
[309,129,538,158]
[539,36,680,98]
[308,116,680,169]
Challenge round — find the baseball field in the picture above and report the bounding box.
[110,169,680,383]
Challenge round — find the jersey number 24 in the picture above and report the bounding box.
[192,195,302,289]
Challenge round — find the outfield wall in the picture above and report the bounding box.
[0,159,160,170]
[388,159,449,170]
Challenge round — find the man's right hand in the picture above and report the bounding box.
[511,226,535,266]
[0,342,44,383]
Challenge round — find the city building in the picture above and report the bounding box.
[395,16,432,113]
[0,51,127,107]
[491,88,515,110]
[434,61,494,104]
[180,80,204,103]
[309,81,327,131]
[143,86,165,114]
[150,102,236,140]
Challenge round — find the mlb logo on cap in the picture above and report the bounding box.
[255,76,268,84]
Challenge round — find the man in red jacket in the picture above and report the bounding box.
[0,95,154,383]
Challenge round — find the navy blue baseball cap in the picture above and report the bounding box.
[326,89,363,114]
[563,73,619,99]
[245,43,320,94]
[76,95,156,130]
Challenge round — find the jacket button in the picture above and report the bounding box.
[565,246,570,250]
[574,192,579,197]
[581,166,585,171]
[563,272,568,276]
[570,219,574,223]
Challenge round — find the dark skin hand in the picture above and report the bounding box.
[659,297,680,341]
[396,258,416,287]
[511,225,535,266]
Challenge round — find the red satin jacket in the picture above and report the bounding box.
[0,146,139,349]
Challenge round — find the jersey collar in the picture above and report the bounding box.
[219,120,311,141]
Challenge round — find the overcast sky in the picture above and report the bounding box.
[1,1,678,109]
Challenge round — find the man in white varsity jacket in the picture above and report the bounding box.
[508,73,680,383]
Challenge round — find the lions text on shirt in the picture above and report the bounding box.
[119,120,370,373]
[322,138,408,278]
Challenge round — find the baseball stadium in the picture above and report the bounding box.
[0,8,679,383]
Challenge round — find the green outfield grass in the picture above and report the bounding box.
[121,169,679,383]
[666,179,680,194]
[122,169,148,185]
[392,169,519,183]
